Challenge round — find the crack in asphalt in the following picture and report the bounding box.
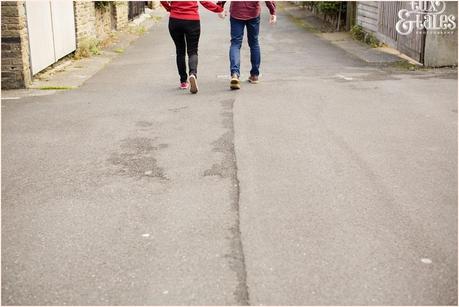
[210,98,249,305]
[232,164,250,306]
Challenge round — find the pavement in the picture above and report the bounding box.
[281,3,416,65]
[2,5,458,306]
[1,9,166,100]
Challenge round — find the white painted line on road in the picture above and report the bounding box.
[421,258,432,264]
[163,290,169,294]
[216,73,262,79]
[1,97,20,100]
[141,233,150,237]
[336,74,354,81]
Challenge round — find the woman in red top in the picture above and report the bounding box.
[161,1,224,94]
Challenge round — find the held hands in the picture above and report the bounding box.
[218,11,227,19]
[269,14,277,24]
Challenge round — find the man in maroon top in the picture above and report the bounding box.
[218,1,276,89]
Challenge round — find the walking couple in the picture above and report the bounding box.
[160,1,277,94]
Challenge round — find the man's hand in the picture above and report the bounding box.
[218,11,226,19]
[269,14,277,24]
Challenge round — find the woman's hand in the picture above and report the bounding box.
[269,14,277,24]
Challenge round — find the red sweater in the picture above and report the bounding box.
[160,1,223,20]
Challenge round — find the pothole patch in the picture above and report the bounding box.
[108,137,168,180]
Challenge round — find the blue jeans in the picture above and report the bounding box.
[230,16,260,77]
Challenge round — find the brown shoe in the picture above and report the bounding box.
[248,75,259,84]
[230,74,240,90]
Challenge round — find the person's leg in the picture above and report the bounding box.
[184,20,200,93]
[184,20,201,77]
[168,18,187,83]
[246,16,261,77]
[229,17,245,77]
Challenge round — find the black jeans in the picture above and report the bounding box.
[168,18,201,83]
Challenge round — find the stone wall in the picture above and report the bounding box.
[74,1,129,46]
[74,1,97,48]
[114,2,129,30]
[1,1,31,89]
[147,1,161,9]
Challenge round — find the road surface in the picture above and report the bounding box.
[2,6,457,306]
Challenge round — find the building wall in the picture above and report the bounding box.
[424,1,458,67]
[149,1,162,9]
[73,1,129,47]
[114,2,129,30]
[95,4,115,40]
[1,1,32,89]
[74,1,97,48]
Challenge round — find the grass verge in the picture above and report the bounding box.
[38,86,76,90]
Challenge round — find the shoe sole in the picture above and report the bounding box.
[248,79,259,84]
[189,76,198,94]
[230,79,240,90]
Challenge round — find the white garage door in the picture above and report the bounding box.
[50,1,76,60]
[25,0,76,75]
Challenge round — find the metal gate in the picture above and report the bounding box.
[128,1,146,20]
[25,0,76,75]
[378,1,426,63]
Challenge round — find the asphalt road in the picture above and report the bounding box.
[2,6,457,306]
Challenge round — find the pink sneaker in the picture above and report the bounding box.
[180,82,189,90]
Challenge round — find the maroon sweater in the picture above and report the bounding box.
[218,1,276,20]
[160,1,223,20]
